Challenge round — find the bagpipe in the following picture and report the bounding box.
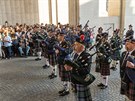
[105,27,112,32]
[90,40,112,63]
[32,31,47,43]
[64,55,95,86]
[82,20,89,30]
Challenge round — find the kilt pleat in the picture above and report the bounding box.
[48,54,57,66]
[58,64,71,81]
[76,84,92,101]
[126,82,135,101]
[100,63,110,76]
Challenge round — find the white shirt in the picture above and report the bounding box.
[4,36,12,47]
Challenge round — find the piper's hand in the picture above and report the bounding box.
[126,61,135,68]
[55,49,59,54]
[98,53,103,56]
[64,64,73,71]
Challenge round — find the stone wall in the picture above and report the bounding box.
[0,0,39,25]
[79,0,120,35]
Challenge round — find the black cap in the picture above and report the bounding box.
[59,31,65,36]
[130,38,135,42]
[98,27,103,31]
[126,38,135,43]
[101,32,108,38]
[129,24,133,27]
[113,29,120,34]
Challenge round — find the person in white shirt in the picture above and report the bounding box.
[3,30,12,59]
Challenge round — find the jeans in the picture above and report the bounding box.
[18,46,30,56]
[5,46,12,58]
[0,46,2,57]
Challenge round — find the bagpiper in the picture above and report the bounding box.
[125,24,134,40]
[94,27,103,72]
[44,29,58,79]
[64,36,93,101]
[55,32,71,96]
[110,29,123,71]
[120,38,135,101]
[97,32,111,89]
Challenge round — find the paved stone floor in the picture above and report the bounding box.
[0,57,125,101]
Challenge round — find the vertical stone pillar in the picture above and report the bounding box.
[48,0,52,24]
[20,0,25,24]
[56,0,58,25]
[120,0,126,37]
[68,0,79,26]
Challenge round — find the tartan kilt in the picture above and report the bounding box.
[42,47,48,58]
[48,53,57,66]
[125,82,135,101]
[35,47,42,52]
[76,84,92,101]
[58,64,71,81]
[100,63,110,76]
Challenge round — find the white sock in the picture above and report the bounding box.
[103,76,108,86]
[63,81,70,91]
[37,52,41,59]
[50,65,54,74]
[45,58,49,66]
[54,65,57,75]
[66,82,70,91]
[101,75,104,84]
[112,60,117,67]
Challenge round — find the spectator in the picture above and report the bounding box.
[3,30,12,59]
[18,32,30,57]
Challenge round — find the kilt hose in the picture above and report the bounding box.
[76,84,92,101]
[100,63,110,76]
[58,64,71,81]
[126,82,135,101]
[48,54,57,66]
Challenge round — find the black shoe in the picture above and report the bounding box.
[110,67,117,71]
[42,65,49,69]
[100,85,108,89]
[97,83,104,87]
[58,89,66,94]
[35,58,41,61]
[24,55,28,58]
[49,75,57,79]
[48,73,54,78]
[59,91,69,96]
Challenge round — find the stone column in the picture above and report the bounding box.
[56,0,58,25]
[48,0,52,24]
[119,0,126,37]
[68,0,79,26]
